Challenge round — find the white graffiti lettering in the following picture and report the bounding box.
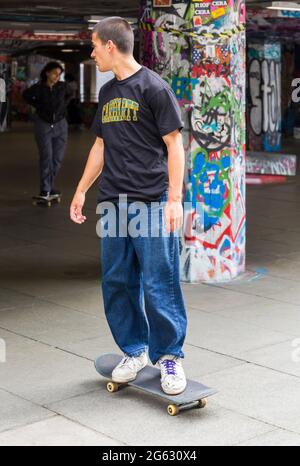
[195,9,210,15]
[194,2,210,7]
[292,78,300,104]
[212,1,227,6]
[249,58,281,137]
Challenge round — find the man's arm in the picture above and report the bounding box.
[70,136,104,224]
[162,129,185,233]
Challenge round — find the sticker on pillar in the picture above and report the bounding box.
[211,1,229,22]
[193,16,203,28]
[153,0,172,7]
[211,7,226,19]
[193,1,212,28]
[193,1,211,16]
[206,45,216,58]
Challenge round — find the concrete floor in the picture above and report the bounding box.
[1,123,300,446]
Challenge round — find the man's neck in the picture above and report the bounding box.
[113,57,142,81]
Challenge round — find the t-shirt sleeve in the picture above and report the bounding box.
[149,87,183,137]
[91,91,103,138]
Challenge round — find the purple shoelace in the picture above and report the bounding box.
[161,359,177,375]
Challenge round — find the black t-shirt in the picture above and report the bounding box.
[91,66,183,203]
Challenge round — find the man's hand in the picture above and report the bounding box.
[70,191,86,224]
[164,200,183,233]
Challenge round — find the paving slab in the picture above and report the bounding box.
[236,429,300,446]
[186,308,291,357]
[0,389,54,434]
[182,283,262,312]
[213,299,300,337]
[0,416,124,446]
[201,364,300,434]
[0,287,37,312]
[239,339,300,378]
[48,390,272,446]
[0,244,99,298]
[0,300,104,347]
[0,330,102,405]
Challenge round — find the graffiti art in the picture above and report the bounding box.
[140,0,246,282]
[248,43,282,152]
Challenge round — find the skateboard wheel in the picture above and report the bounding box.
[107,382,119,393]
[197,398,208,409]
[167,404,179,416]
[57,197,61,204]
[47,202,51,207]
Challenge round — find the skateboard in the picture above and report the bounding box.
[32,194,61,207]
[95,353,217,416]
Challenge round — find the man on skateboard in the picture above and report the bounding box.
[70,17,187,395]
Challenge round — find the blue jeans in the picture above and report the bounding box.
[100,191,187,365]
[34,117,68,193]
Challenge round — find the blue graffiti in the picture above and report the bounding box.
[190,150,231,231]
[172,77,198,101]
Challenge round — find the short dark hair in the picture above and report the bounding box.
[40,62,63,82]
[93,17,134,55]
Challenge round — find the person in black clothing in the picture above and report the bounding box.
[23,62,73,198]
[70,18,188,395]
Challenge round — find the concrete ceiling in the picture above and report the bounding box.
[0,0,139,17]
[1,0,300,57]
[0,0,298,18]
[0,1,298,25]
[0,0,140,56]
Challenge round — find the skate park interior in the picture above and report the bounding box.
[1,0,300,446]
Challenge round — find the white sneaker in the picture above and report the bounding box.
[157,355,187,395]
[112,352,148,383]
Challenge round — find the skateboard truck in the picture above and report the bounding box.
[32,194,62,207]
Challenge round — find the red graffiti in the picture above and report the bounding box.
[192,63,229,78]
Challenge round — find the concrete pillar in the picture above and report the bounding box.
[0,55,11,132]
[139,0,246,282]
[248,41,282,152]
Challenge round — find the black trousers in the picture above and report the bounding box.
[34,117,68,193]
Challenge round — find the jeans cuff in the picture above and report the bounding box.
[125,348,147,358]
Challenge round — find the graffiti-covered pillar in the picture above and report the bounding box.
[248,41,282,152]
[139,0,246,283]
[0,54,11,133]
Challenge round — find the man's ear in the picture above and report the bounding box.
[106,40,114,51]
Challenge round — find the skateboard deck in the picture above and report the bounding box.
[95,353,217,416]
[32,195,61,207]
